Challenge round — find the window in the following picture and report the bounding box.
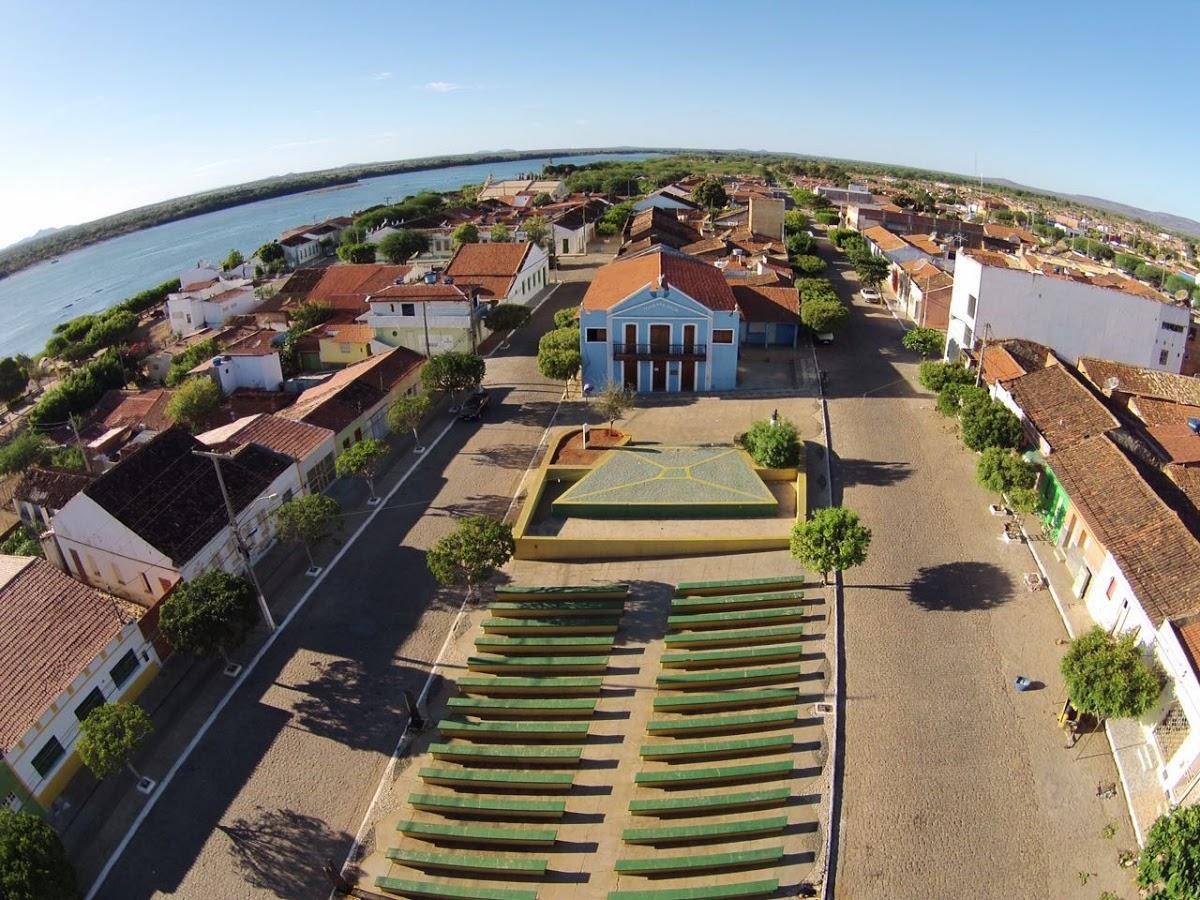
[585,328,607,343]
[966,294,977,318]
[712,329,734,344]
[1162,322,1185,333]
[75,687,106,722]
[562,238,569,254]
[1106,578,1117,600]
[110,649,140,688]
[31,737,65,779]
[1159,349,1170,366]
[3,792,21,812]
[401,303,415,317]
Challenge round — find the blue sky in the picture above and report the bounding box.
[1,0,1198,248]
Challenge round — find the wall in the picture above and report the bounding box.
[317,338,372,367]
[213,353,284,394]
[367,299,481,355]
[508,246,550,305]
[1152,622,1200,797]
[0,759,42,816]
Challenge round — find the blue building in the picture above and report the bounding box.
[579,247,742,393]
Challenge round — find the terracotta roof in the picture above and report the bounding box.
[984,223,1040,245]
[81,427,289,564]
[1079,358,1200,406]
[199,413,333,462]
[370,283,471,303]
[279,347,424,433]
[681,237,728,257]
[277,268,325,300]
[1005,364,1120,451]
[1166,464,1200,513]
[13,467,93,512]
[1172,615,1200,675]
[1046,435,1200,624]
[0,557,144,751]
[319,324,377,344]
[1146,425,1200,464]
[623,207,702,251]
[303,264,412,311]
[84,389,175,438]
[980,346,1028,386]
[902,233,943,255]
[443,243,533,300]
[731,286,799,324]
[862,226,908,253]
[582,247,737,312]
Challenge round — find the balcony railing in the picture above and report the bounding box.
[612,342,707,360]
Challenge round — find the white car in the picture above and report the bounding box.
[860,287,881,303]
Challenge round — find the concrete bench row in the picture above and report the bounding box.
[647,709,798,737]
[660,644,805,670]
[639,734,793,762]
[387,847,548,875]
[666,606,806,632]
[489,602,625,619]
[436,719,590,742]
[628,787,791,817]
[475,635,614,655]
[670,589,806,613]
[608,880,779,900]
[496,583,628,599]
[675,575,807,596]
[428,743,582,766]
[398,818,558,847]
[447,697,598,718]
[481,617,620,636]
[622,815,788,845]
[663,625,804,650]
[615,845,783,875]
[419,767,574,792]
[652,688,798,713]
[467,656,609,675]
[375,876,538,900]
[635,760,794,789]
[656,664,803,690]
[408,792,566,820]
[457,676,604,696]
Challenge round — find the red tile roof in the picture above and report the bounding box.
[369,283,471,303]
[731,285,800,324]
[303,264,413,311]
[201,413,333,462]
[319,323,377,344]
[83,388,175,439]
[1079,358,1200,406]
[279,347,424,433]
[13,467,93,512]
[582,247,737,312]
[1005,364,1120,451]
[862,226,908,253]
[443,242,534,300]
[0,557,144,751]
[979,346,1028,386]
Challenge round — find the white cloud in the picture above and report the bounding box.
[424,81,462,93]
[371,71,393,81]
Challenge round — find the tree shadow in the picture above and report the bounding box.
[470,443,537,470]
[219,806,351,899]
[433,494,512,519]
[907,561,1016,611]
[837,457,912,489]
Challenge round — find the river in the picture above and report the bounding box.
[0,152,654,358]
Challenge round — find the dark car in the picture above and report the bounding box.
[458,388,490,420]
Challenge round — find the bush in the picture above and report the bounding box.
[935,381,986,417]
[784,209,809,234]
[28,350,126,427]
[0,808,79,900]
[742,417,800,468]
[814,209,839,225]
[801,299,847,334]
[165,378,220,431]
[336,243,376,264]
[901,327,945,359]
[1062,627,1162,720]
[165,338,219,386]
[1138,805,1200,899]
[976,446,1037,495]
[960,398,1023,451]
[791,254,824,276]
[0,525,43,557]
[918,360,973,393]
[553,308,579,329]
[786,232,815,256]
[485,304,531,332]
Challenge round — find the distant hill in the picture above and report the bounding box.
[985,178,1200,238]
[3,226,65,252]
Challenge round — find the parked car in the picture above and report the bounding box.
[860,287,881,303]
[458,388,490,420]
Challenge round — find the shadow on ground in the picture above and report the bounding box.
[220,806,351,899]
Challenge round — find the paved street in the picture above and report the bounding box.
[90,281,587,899]
[816,240,1137,898]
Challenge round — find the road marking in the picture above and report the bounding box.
[84,415,460,900]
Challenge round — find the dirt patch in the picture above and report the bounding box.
[552,427,626,465]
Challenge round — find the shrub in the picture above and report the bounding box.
[976,446,1038,495]
[960,398,1023,451]
[27,350,126,427]
[485,304,531,332]
[1061,627,1162,720]
[814,209,839,225]
[1138,805,1200,899]
[0,525,43,557]
[918,360,973,393]
[553,307,579,329]
[336,243,376,264]
[742,417,800,468]
[165,378,220,431]
[790,506,871,585]
[901,327,945,359]
[0,808,78,900]
[791,254,825,276]
[165,338,220,386]
[786,232,816,257]
[936,381,986,417]
[801,299,848,334]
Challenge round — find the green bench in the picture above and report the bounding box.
[467,655,609,675]
[607,879,779,900]
[660,644,805,670]
[635,760,793,789]
[495,584,628,599]
[397,819,557,847]
[667,606,806,631]
[664,625,805,649]
[622,815,787,845]
[675,575,807,596]
[447,697,598,718]
[639,734,793,762]
[375,876,537,900]
[656,664,803,690]
[653,688,798,713]
[457,676,603,696]
[481,617,620,636]
[489,600,625,617]
[386,848,548,876]
[428,743,583,766]
[628,787,790,817]
[475,635,615,655]
[437,719,590,742]
[614,845,783,874]
[408,793,566,820]
[647,709,798,737]
[419,768,573,792]
[670,589,806,613]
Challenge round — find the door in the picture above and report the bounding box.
[652,360,667,391]
[650,324,670,353]
[623,323,638,389]
[681,360,695,391]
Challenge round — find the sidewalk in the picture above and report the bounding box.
[1023,526,1169,845]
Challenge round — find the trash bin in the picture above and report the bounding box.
[1014,676,1032,692]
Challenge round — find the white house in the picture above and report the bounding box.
[44,427,298,606]
[443,242,550,306]
[0,555,163,816]
[945,249,1191,372]
[198,413,337,496]
[361,280,485,355]
[632,187,700,213]
[166,272,262,334]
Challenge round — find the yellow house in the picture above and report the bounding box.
[0,555,164,816]
[317,323,386,368]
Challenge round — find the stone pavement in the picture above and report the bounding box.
[814,234,1138,899]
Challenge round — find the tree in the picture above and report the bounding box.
[976,446,1037,501]
[553,307,578,329]
[902,327,945,359]
[335,438,389,503]
[336,243,376,264]
[790,506,871,585]
[691,177,728,211]
[425,515,515,599]
[378,229,429,264]
[0,431,46,476]
[1138,805,1200,899]
[165,378,220,431]
[274,494,341,568]
[159,570,259,661]
[0,357,29,403]
[960,398,1023,451]
[791,254,824,276]
[532,192,552,207]
[786,232,816,256]
[814,209,840,226]
[801,299,848,334]
[1061,627,1163,720]
[784,209,810,235]
[854,254,890,293]
[451,224,479,248]
[522,215,550,249]
[742,416,800,468]
[76,702,153,781]
[0,525,42,557]
[595,383,633,433]
[918,360,972,392]
[0,808,78,900]
[489,223,513,243]
[256,241,285,265]
[421,351,486,406]
[935,381,987,417]
[288,301,334,332]
[387,393,432,449]
[485,304,531,332]
[221,249,244,271]
[537,326,581,383]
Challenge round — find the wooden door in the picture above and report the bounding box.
[652,360,667,391]
[650,324,670,353]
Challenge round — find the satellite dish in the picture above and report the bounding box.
[1103,376,1119,392]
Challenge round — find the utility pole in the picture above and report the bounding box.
[193,450,277,631]
[421,301,432,358]
[68,414,93,474]
[975,322,992,388]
